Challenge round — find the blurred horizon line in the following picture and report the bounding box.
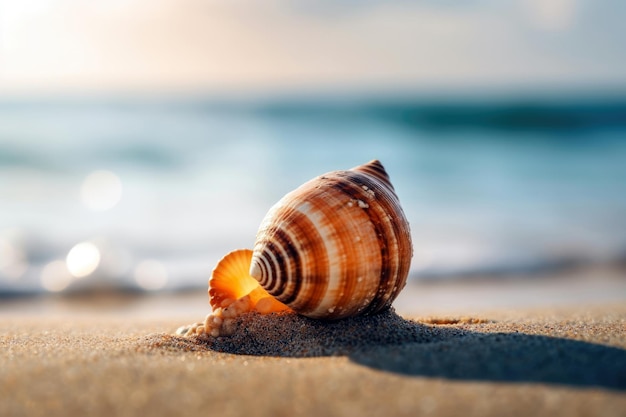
[2,80,626,103]
[1,255,624,301]
[2,88,625,133]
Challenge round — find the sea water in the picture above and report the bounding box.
[1,94,625,296]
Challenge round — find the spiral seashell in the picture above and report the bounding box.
[249,159,413,319]
[177,160,412,337]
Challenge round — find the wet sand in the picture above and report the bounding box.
[1,275,625,417]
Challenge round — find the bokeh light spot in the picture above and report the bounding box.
[134,260,168,291]
[81,170,123,211]
[41,260,73,292]
[66,242,101,278]
[0,237,28,280]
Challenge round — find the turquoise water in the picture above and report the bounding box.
[1,95,625,295]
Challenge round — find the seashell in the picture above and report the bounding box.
[179,160,412,337]
[249,159,413,319]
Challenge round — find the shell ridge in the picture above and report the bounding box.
[347,172,396,314]
[252,202,332,315]
[260,241,284,294]
[344,168,411,314]
[251,219,298,298]
[294,200,343,316]
[265,222,302,304]
[326,174,385,316]
[294,207,332,315]
[310,187,359,318]
[366,187,411,313]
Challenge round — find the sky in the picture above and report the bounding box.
[1,0,625,96]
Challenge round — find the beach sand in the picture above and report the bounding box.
[1,273,625,417]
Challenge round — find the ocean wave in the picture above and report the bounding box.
[1,94,625,297]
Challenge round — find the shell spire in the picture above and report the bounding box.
[350,159,394,191]
[249,160,412,320]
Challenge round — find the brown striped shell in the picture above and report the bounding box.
[249,159,413,319]
[177,160,413,337]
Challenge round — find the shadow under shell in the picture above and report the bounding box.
[147,309,626,390]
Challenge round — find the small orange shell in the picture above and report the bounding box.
[208,249,291,313]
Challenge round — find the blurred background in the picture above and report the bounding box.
[0,0,625,308]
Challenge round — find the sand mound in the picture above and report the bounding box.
[145,309,471,357]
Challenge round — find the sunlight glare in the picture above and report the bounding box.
[66,242,101,278]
